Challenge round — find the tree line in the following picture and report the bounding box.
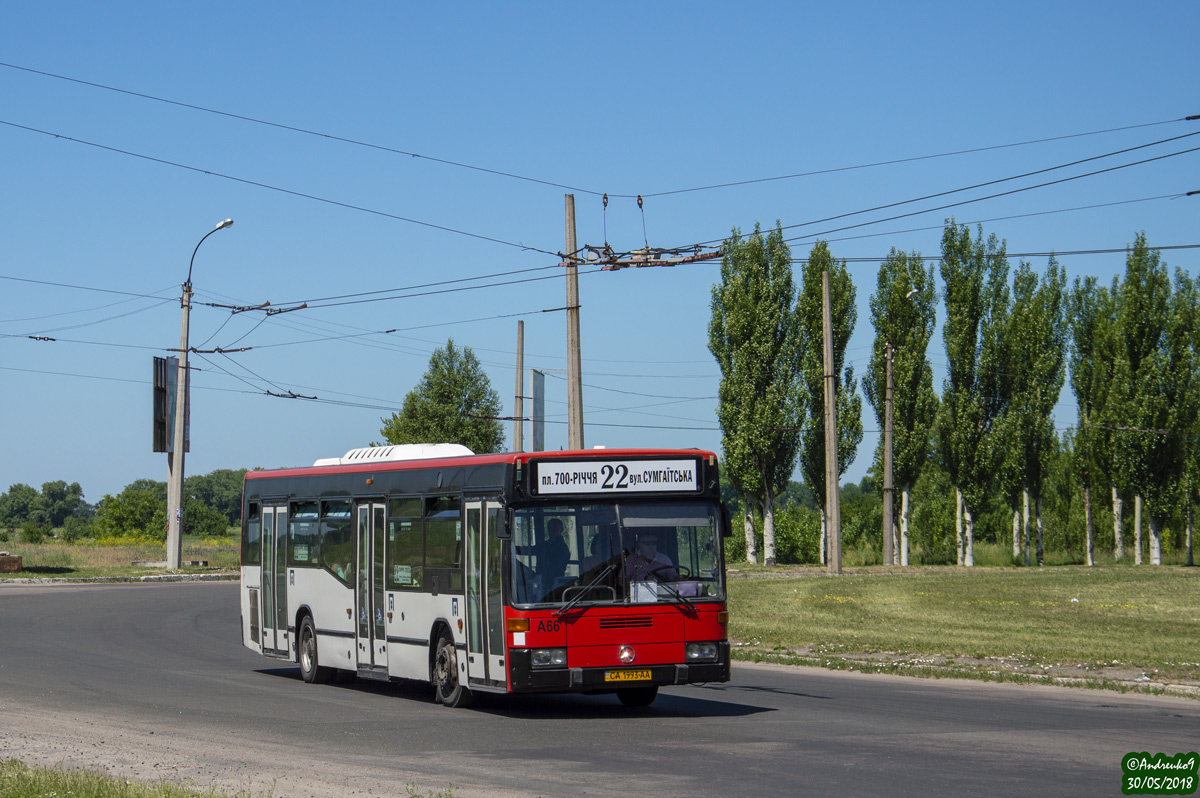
[0,468,247,543]
[711,219,1198,567]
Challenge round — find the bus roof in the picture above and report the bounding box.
[244,447,717,482]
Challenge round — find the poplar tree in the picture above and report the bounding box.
[1127,264,1199,565]
[1112,233,1172,563]
[1003,258,1067,565]
[709,223,803,565]
[864,248,938,565]
[1067,276,1119,565]
[796,241,863,563]
[937,221,1010,566]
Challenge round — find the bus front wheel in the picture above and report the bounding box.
[298,616,331,684]
[617,686,658,708]
[433,632,472,708]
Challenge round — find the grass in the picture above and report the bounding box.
[0,759,260,797]
[0,536,240,579]
[0,760,456,797]
[727,561,1200,689]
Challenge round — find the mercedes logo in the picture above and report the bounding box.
[619,645,636,664]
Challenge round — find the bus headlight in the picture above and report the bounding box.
[531,648,567,668]
[686,642,719,662]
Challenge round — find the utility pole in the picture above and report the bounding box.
[166,219,233,570]
[514,320,524,452]
[823,271,842,574]
[882,339,894,566]
[165,281,192,570]
[564,194,585,450]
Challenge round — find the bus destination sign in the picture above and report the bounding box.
[536,459,698,494]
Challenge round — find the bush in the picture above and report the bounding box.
[60,515,93,543]
[774,504,821,564]
[20,521,44,544]
[722,504,822,565]
[92,488,166,541]
[183,500,228,537]
[723,524,747,563]
[0,527,10,543]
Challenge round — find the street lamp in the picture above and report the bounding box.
[166,218,233,569]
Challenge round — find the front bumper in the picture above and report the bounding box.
[508,642,731,693]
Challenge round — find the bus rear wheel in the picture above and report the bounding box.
[617,686,658,708]
[433,632,472,708]
[298,616,331,684]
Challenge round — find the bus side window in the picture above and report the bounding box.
[289,501,320,566]
[424,495,463,593]
[319,500,353,585]
[387,497,423,590]
[243,503,261,566]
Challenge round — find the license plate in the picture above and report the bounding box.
[605,669,651,682]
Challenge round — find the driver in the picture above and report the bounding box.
[624,531,677,581]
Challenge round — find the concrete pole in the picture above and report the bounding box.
[565,194,585,450]
[165,283,191,569]
[165,219,231,569]
[823,271,841,575]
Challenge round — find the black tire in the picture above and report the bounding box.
[617,686,658,708]
[433,631,472,707]
[298,616,331,684]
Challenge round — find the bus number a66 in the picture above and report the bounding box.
[600,464,629,490]
[535,620,561,633]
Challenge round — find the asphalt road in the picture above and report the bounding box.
[0,581,1195,797]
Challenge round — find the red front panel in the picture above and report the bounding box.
[507,605,726,669]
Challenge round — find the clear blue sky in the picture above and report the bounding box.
[2,2,1197,505]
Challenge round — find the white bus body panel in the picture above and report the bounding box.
[290,566,356,672]
[386,591,462,682]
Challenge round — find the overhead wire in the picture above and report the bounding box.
[3,61,1192,201]
[779,143,1200,247]
[681,129,1200,250]
[809,193,1184,249]
[0,119,561,257]
[636,117,1195,198]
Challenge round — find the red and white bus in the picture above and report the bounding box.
[239,444,731,707]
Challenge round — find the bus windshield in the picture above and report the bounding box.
[510,501,724,607]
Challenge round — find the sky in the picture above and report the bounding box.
[1,2,1197,506]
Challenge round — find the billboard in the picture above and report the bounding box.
[153,356,189,453]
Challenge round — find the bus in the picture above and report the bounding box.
[239,444,731,707]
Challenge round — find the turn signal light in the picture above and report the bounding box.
[506,618,530,633]
[717,611,729,624]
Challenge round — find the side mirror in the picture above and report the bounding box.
[719,503,733,538]
[495,508,512,540]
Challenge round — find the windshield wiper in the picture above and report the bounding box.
[646,574,698,614]
[555,562,617,618]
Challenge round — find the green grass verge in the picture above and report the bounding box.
[0,760,456,797]
[728,564,1200,689]
[0,536,240,579]
[0,759,259,797]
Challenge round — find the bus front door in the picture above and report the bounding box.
[261,504,288,657]
[465,499,506,689]
[355,502,388,672]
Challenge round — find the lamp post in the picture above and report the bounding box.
[166,218,233,569]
